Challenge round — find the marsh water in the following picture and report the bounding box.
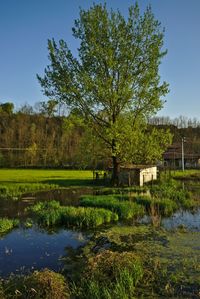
[0,227,88,277]
[0,188,93,277]
[0,188,94,219]
[140,208,200,231]
[0,186,200,278]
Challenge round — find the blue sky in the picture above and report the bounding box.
[0,0,200,118]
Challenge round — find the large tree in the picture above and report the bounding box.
[38,3,170,185]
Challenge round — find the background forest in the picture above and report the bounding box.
[0,101,200,169]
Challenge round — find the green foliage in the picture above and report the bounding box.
[80,195,144,219]
[0,183,58,199]
[0,102,14,114]
[0,218,19,234]
[150,179,195,209]
[3,269,70,299]
[95,186,147,195]
[79,250,143,299]
[38,99,58,117]
[135,195,177,216]
[38,3,170,176]
[29,200,118,228]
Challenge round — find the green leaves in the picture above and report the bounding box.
[38,2,170,168]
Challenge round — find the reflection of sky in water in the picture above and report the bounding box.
[162,209,200,231]
[0,227,87,277]
[140,209,200,232]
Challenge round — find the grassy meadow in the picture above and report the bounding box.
[0,169,94,198]
[0,169,93,185]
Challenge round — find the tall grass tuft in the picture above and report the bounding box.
[0,183,58,199]
[135,196,177,216]
[29,200,118,228]
[79,250,143,299]
[0,218,19,234]
[150,179,195,210]
[80,195,144,220]
[95,186,147,196]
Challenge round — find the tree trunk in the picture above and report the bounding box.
[111,156,120,186]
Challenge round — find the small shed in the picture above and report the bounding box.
[118,164,157,187]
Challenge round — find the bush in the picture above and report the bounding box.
[80,195,144,220]
[3,269,70,299]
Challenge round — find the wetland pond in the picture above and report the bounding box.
[0,188,94,277]
[0,186,200,281]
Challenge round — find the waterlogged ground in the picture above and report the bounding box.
[0,183,200,297]
[0,188,93,219]
[86,225,200,298]
[0,188,93,278]
[140,208,200,231]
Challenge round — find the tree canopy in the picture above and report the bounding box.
[38,3,171,185]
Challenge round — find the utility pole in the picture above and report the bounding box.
[182,137,186,171]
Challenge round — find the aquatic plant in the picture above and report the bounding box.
[0,218,19,234]
[0,183,58,200]
[135,196,177,216]
[150,179,196,210]
[95,186,147,195]
[79,250,143,299]
[29,200,118,228]
[62,207,118,228]
[80,195,144,220]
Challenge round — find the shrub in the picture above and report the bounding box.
[3,269,70,299]
[80,195,144,220]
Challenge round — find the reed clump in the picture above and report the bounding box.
[0,183,58,199]
[79,250,143,299]
[135,196,177,216]
[29,200,118,228]
[80,195,144,220]
[0,218,19,234]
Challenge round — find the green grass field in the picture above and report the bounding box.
[0,169,94,198]
[0,169,93,184]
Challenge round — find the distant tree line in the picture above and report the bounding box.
[148,115,200,128]
[149,116,200,156]
[0,101,200,168]
[0,101,86,168]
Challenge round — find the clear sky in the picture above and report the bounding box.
[0,0,200,118]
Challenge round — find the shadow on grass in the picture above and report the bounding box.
[42,178,108,188]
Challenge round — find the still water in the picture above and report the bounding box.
[0,188,93,277]
[0,187,200,277]
[0,226,88,277]
[140,208,200,232]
